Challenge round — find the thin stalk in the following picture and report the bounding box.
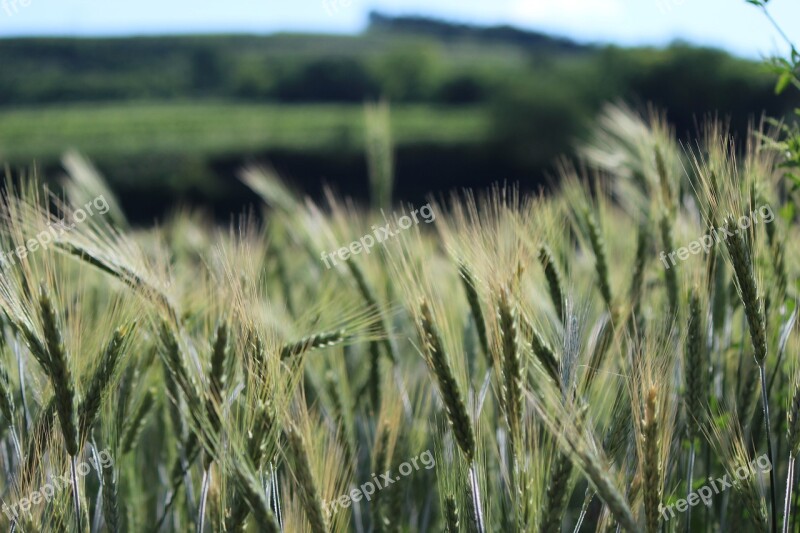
[759,362,778,533]
[270,462,283,528]
[197,466,211,533]
[71,454,83,532]
[686,440,696,533]
[792,464,800,533]
[468,464,486,533]
[782,455,795,533]
[9,425,22,465]
[16,342,29,434]
[153,445,202,529]
[573,489,594,533]
[759,6,794,48]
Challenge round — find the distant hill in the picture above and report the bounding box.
[367,11,589,53]
[0,12,795,221]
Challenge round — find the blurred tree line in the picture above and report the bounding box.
[0,12,796,217]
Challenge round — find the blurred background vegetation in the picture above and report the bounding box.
[0,11,797,222]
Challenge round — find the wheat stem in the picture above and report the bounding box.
[759,362,779,533]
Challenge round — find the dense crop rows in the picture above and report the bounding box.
[0,103,798,532]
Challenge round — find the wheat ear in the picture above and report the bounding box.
[498,286,523,440]
[79,324,132,442]
[529,325,560,390]
[232,464,281,533]
[444,495,459,533]
[643,387,661,533]
[0,352,13,427]
[372,426,390,532]
[538,244,565,321]
[100,451,121,532]
[206,320,229,442]
[458,261,490,361]
[539,450,574,533]
[723,216,776,532]
[685,295,706,400]
[285,426,328,533]
[279,329,345,360]
[39,285,84,530]
[209,320,228,405]
[659,211,679,316]
[629,221,649,316]
[121,389,155,454]
[419,299,475,461]
[348,260,397,363]
[226,400,276,531]
[211,324,247,528]
[39,285,79,457]
[583,208,613,311]
[723,217,767,363]
[684,289,705,530]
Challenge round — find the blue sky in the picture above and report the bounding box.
[0,0,797,58]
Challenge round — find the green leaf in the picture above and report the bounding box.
[776,71,793,94]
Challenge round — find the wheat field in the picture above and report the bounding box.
[0,103,797,533]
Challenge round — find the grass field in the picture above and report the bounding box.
[0,102,491,162]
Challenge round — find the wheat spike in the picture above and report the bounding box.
[121,389,155,454]
[723,217,767,363]
[685,290,706,439]
[444,495,460,533]
[583,208,613,310]
[659,211,679,316]
[279,329,345,360]
[538,244,566,321]
[539,450,574,533]
[458,261,490,360]
[419,299,475,461]
[285,426,328,533]
[79,324,132,442]
[498,286,523,439]
[39,284,79,457]
[529,324,560,390]
[643,387,661,533]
